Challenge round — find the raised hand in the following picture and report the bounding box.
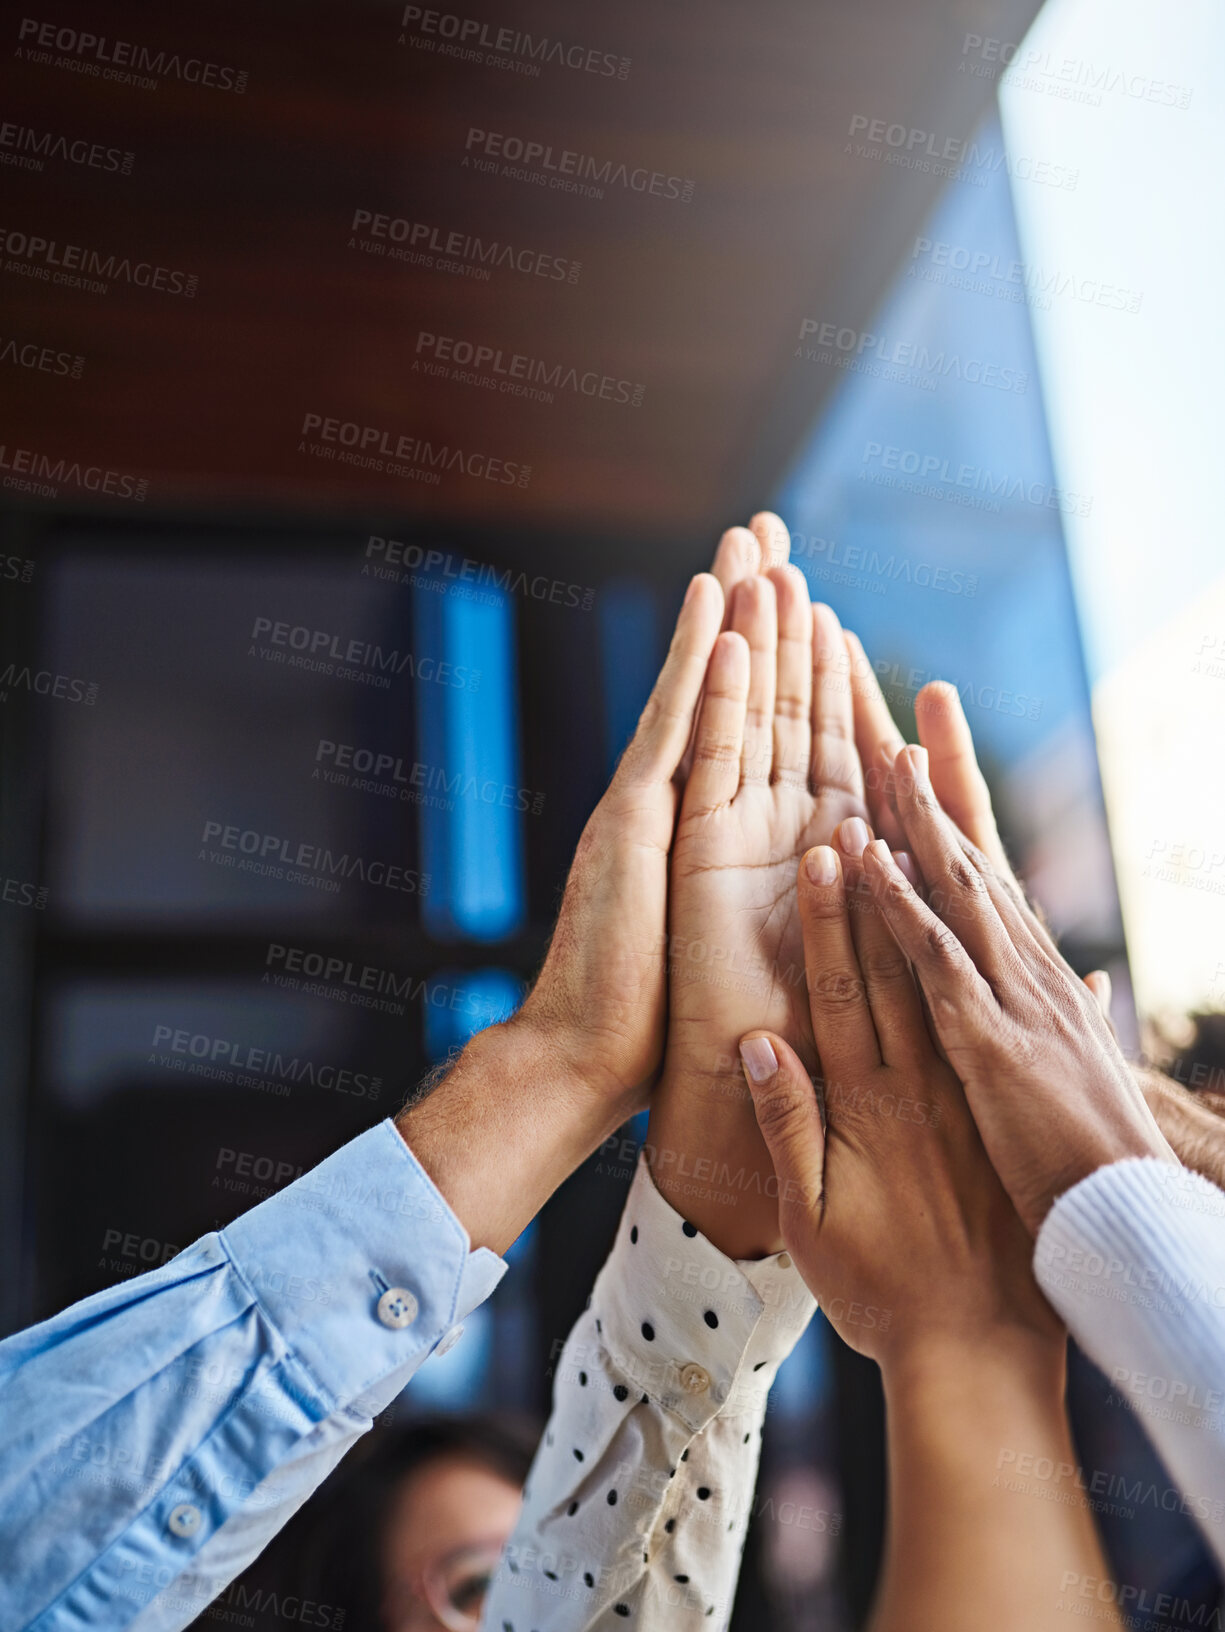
[514,571,726,1117]
[738,822,1055,1363]
[739,833,1123,1632]
[402,572,725,1252]
[861,744,1174,1234]
[645,515,869,1256]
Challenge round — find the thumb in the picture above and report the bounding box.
[739,1033,826,1221]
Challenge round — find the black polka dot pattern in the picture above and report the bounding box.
[479,1149,816,1632]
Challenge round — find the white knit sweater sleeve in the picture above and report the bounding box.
[1034,1157,1225,1567]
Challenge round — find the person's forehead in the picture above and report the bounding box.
[384,1456,522,1567]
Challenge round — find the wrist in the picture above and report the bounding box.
[396,1013,622,1254]
[881,1325,1065,1416]
[646,1068,784,1259]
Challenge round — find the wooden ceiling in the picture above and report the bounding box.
[1,0,1043,541]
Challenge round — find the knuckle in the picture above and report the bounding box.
[945,854,984,896]
[808,968,866,1011]
[861,945,910,984]
[923,922,962,964]
[754,1080,812,1138]
[694,734,741,768]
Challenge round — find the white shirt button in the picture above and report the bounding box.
[168,1503,202,1538]
[679,1362,711,1394]
[435,1324,464,1356]
[376,1287,419,1330]
[777,1252,792,1269]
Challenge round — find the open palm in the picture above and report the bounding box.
[648,528,869,1254]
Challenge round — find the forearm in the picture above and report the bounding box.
[1034,1158,1225,1568]
[397,1014,620,1255]
[871,1335,1121,1632]
[483,1154,816,1630]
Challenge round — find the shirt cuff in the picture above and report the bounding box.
[222,1119,506,1409]
[592,1152,817,1433]
[1034,1157,1225,1329]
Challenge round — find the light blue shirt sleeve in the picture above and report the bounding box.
[0,1119,507,1632]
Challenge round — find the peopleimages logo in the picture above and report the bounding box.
[796,317,1027,394]
[0,119,134,174]
[200,820,429,897]
[846,113,1077,190]
[415,331,645,407]
[463,127,694,203]
[908,236,1143,315]
[349,208,581,284]
[0,226,198,298]
[298,411,531,488]
[248,614,480,691]
[859,441,1092,517]
[398,7,630,80]
[151,1023,382,1100]
[0,441,146,503]
[15,18,248,93]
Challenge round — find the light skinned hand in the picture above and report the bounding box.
[646,513,872,1257]
[860,743,1175,1234]
[737,822,1059,1366]
[513,571,726,1116]
[399,572,725,1251]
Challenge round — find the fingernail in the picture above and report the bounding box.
[867,839,896,871]
[739,1036,778,1085]
[839,817,870,858]
[906,744,930,783]
[805,845,839,885]
[893,850,919,887]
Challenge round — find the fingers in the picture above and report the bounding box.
[889,744,1030,988]
[766,564,813,787]
[861,839,998,1049]
[1084,970,1120,1043]
[915,681,1009,873]
[740,1031,825,1218]
[682,631,751,816]
[810,604,864,803]
[709,526,761,621]
[834,819,930,1066]
[728,576,778,787]
[1084,969,1111,1019]
[749,510,792,570]
[621,573,725,784]
[797,844,880,1080]
[844,629,906,848]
